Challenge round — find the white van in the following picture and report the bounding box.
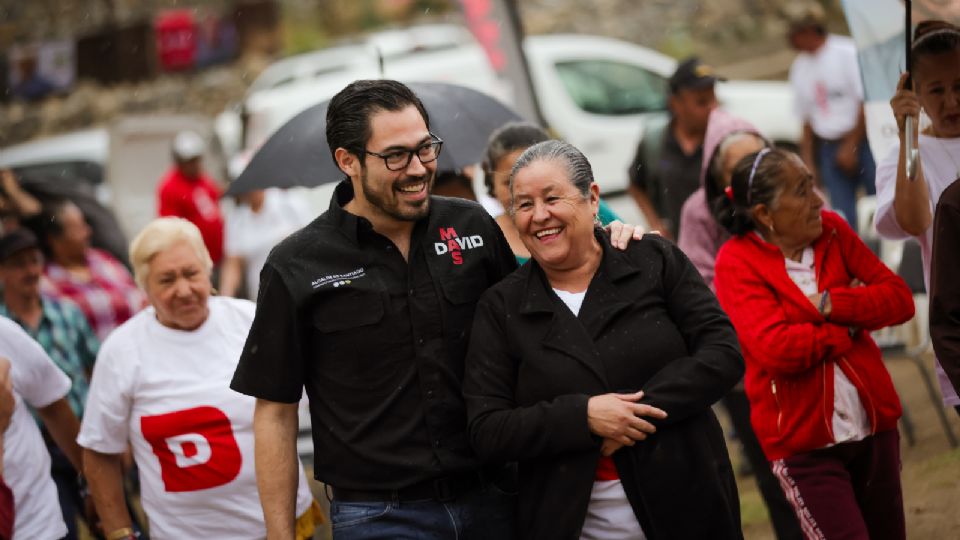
[525,34,800,192]
[0,116,226,241]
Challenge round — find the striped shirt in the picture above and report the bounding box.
[41,248,146,342]
[0,296,100,417]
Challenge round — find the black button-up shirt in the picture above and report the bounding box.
[231,181,517,490]
[628,119,703,238]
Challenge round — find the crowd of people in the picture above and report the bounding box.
[1,5,960,540]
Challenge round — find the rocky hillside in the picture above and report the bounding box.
[1,0,849,147]
[520,0,848,77]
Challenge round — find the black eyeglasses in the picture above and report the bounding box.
[363,134,444,171]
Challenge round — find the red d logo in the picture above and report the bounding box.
[140,406,242,492]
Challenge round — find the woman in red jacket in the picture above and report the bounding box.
[714,148,914,540]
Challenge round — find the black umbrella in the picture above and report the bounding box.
[16,172,131,267]
[226,81,523,196]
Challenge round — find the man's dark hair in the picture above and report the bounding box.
[482,122,550,197]
[325,80,430,162]
[38,197,74,237]
[30,196,73,257]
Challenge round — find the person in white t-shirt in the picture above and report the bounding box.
[0,315,87,540]
[220,188,313,300]
[78,217,320,540]
[0,357,13,539]
[876,20,960,413]
[787,3,877,229]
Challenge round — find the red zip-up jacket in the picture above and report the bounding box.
[714,210,914,460]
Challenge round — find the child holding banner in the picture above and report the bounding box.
[875,20,960,415]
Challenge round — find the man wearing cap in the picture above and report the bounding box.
[628,56,719,240]
[157,130,225,267]
[0,228,99,538]
[787,2,876,228]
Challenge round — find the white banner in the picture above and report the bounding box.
[841,0,960,159]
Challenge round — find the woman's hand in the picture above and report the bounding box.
[807,278,863,317]
[600,438,624,456]
[604,221,646,250]
[890,71,932,235]
[587,391,667,447]
[891,72,921,138]
[806,292,832,318]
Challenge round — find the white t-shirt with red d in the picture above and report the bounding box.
[78,297,313,539]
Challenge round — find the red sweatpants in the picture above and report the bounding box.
[771,429,905,540]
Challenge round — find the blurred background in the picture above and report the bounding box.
[2,2,958,539]
[0,0,851,149]
[0,0,849,240]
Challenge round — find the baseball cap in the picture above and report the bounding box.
[0,228,40,262]
[669,57,724,93]
[172,130,206,160]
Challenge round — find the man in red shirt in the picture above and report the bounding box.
[156,131,225,266]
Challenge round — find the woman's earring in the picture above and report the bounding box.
[593,213,601,225]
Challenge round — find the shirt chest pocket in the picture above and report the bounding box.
[439,275,487,346]
[309,289,407,363]
[311,289,384,332]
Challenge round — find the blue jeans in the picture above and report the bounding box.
[818,137,877,229]
[330,483,516,540]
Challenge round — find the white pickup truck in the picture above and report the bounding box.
[221,25,800,194]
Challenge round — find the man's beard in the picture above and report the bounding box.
[359,167,434,222]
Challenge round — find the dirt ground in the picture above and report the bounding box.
[736,353,960,539]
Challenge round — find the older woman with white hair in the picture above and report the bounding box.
[78,217,320,540]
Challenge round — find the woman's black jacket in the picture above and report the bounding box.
[464,233,745,540]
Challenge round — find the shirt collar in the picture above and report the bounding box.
[0,296,55,329]
[743,210,837,254]
[520,228,643,315]
[329,179,370,245]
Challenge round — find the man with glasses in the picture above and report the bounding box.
[231,79,520,539]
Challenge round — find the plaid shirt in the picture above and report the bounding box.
[0,296,100,417]
[41,248,147,342]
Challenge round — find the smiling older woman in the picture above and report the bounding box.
[77,218,320,540]
[714,148,915,540]
[463,140,745,540]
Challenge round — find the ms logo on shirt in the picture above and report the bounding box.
[435,227,484,265]
[141,406,242,492]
